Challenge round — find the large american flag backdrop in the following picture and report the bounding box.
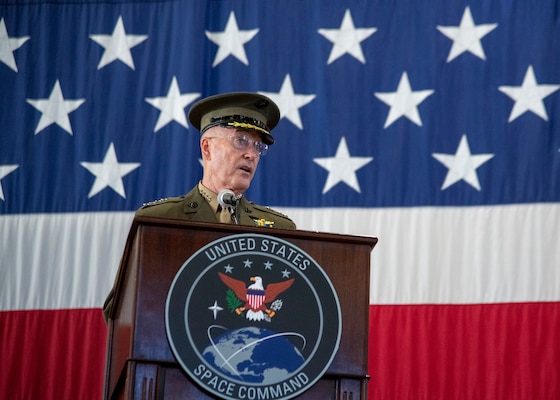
[1,0,559,398]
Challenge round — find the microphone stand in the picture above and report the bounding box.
[229,202,239,224]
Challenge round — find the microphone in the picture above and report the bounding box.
[218,189,238,208]
[218,189,240,224]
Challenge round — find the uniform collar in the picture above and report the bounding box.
[198,182,218,208]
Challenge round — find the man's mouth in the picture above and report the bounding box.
[239,165,252,173]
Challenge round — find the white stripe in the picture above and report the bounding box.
[1,212,134,311]
[2,204,558,310]
[278,203,560,305]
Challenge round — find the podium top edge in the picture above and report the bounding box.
[132,215,378,249]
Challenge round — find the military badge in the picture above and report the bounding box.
[254,218,275,227]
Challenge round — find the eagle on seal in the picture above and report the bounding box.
[218,272,295,321]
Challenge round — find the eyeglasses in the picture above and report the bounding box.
[206,135,269,156]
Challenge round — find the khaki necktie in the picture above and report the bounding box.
[218,205,233,223]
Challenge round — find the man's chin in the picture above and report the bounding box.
[233,174,253,188]
[229,180,251,194]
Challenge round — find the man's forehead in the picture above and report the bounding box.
[207,125,261,139]
[231,128,261,138]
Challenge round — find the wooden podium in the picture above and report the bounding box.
[104,216,377,400]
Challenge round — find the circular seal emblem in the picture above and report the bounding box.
[166,233,341,400]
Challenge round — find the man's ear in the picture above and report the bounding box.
[200,137,211,160]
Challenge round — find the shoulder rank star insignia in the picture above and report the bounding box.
[255,218,274,227]
[218,273,294,321]
[142,197,168,206]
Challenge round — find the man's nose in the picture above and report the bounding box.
[243,145,259,158]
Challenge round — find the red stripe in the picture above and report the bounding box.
[0,309,106,399]
[368,302,560,400]
[2,304,558,399]
[248,294,264,309]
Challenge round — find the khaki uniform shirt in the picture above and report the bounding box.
[103,185,295,320]
[136,184,296,229]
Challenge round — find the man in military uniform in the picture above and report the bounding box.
[136,91,295,229]
[103,92,295,319]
